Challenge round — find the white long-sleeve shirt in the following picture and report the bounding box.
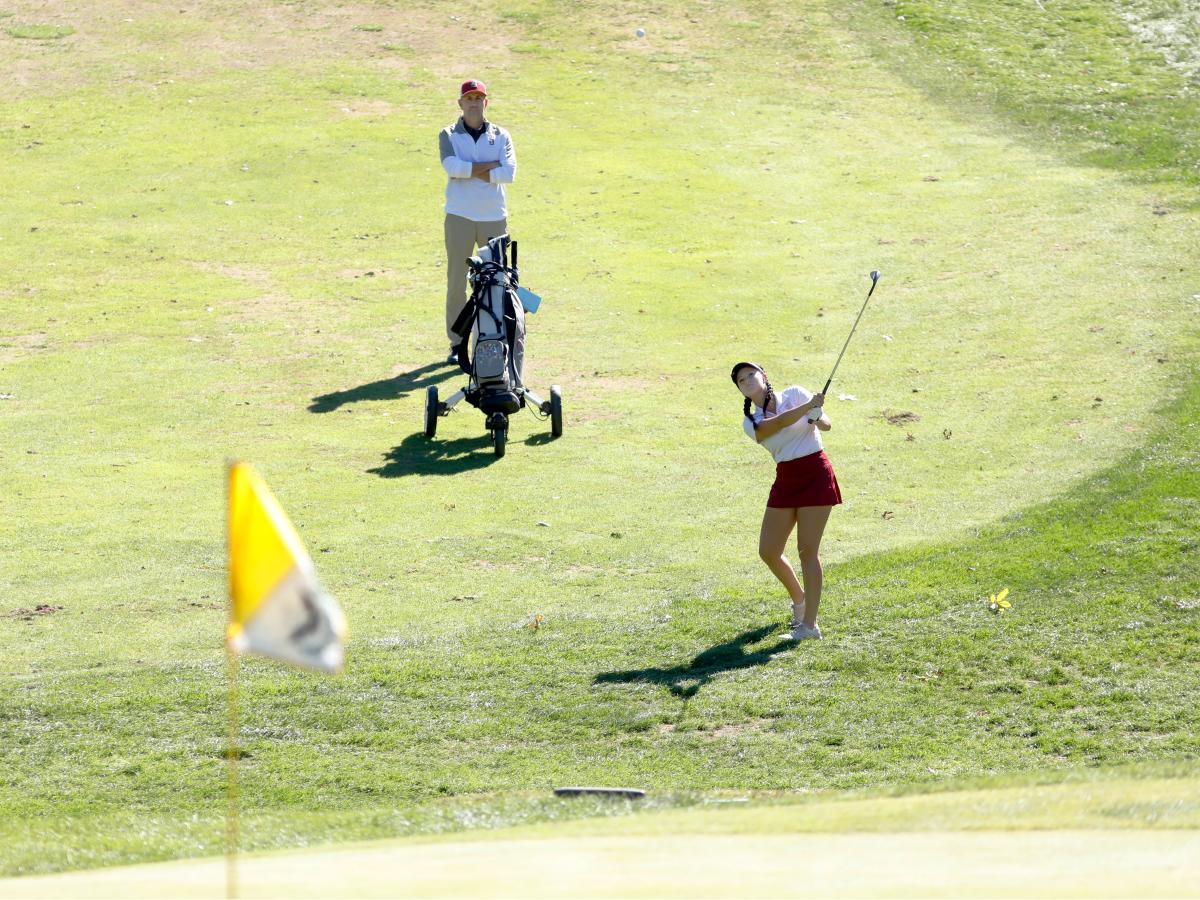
[439,118,516,222]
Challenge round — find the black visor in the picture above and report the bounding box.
[730,362,763,385]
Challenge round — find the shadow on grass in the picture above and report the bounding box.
[594,623,795,699]
[309,361,461,413]
[369,432,498,477]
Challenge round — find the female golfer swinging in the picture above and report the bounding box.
[732,362,841,640]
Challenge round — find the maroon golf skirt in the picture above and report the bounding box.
[767,450,843,509]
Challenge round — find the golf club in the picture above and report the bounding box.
[807,270,882,423]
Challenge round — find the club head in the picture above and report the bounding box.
[870,270,881,283]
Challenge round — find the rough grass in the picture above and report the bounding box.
[846,0,1200,188]
[0,0,1197,879]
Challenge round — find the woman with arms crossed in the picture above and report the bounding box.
[732,362,841,641]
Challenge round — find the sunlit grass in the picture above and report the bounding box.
[0,0,1196,879]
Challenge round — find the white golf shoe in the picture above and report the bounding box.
[788,623,822,641]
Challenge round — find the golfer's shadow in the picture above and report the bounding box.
[593,624,794,699]
[309,361,458,414]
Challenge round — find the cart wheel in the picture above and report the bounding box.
[493,425,507,458]
[424,386,438,438]
[550,385,563,438]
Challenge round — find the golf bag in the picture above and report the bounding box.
[451,234,525,414]
[426,232,561,458]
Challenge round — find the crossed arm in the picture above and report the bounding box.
[439,131,517,183]
[469,161,500,180]
[754,393,830,442]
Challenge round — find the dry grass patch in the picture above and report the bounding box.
[0,332,50,363]
[0,0,521,96]
[335,98,399,118]
[189,261,273,288]
[705,719,775,740]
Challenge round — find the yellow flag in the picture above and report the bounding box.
[227,463,346,673]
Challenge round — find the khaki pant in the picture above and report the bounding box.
[445,213,507,344]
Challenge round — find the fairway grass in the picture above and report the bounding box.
[1,0,1198,880]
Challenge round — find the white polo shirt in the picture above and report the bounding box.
[742,385,823,463]
[439,119,517,222]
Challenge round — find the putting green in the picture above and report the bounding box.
[4,831,1199,899]
[4,778,1198,898]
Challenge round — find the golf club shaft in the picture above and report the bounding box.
[821,272,880,393]
[808,271,881,422]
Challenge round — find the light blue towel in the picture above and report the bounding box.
[516,286,542,314]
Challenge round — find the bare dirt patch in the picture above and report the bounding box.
[564,564,603,576]
[704,718,774,740]
[187,262,317,327]
[0,331,51,363]
[882,409,921,427]
[5,604,64,620]
[190,262,272,288]
[5,332,50,349]
[336,99,399,119]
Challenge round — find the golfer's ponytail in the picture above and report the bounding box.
[744,379,776,430]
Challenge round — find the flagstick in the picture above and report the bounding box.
[225,644,240,900]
